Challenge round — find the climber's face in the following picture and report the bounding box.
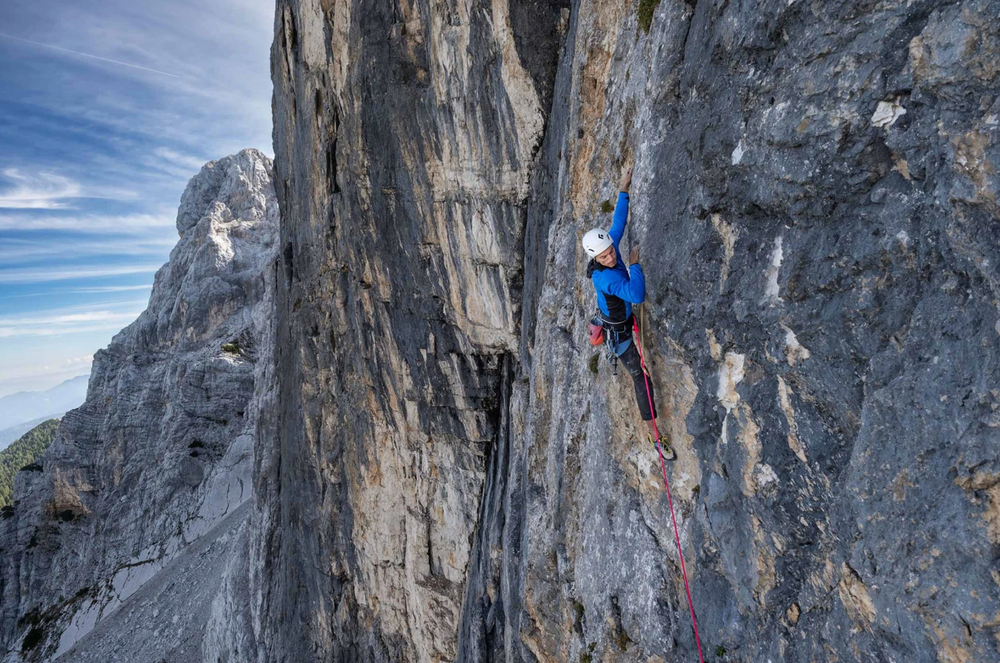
[596,245,616,268]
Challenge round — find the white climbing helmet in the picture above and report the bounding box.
[582,228,613,258]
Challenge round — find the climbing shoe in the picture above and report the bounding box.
[649,434,677,462]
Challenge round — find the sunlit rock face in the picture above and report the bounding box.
[241,0,1000,661]
[225,1,566,661]
[0,149,277,662]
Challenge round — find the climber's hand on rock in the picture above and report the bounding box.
[620,165,633,193]
[629,246,639,265]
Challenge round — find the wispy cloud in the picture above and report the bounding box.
[0,169,81,209]
[0,264,162,284]
[0,297,145,338]
[0,212,174,233]
[0,32,181,78]
[0,310,139,325]
[154,147,207,172]
[0,237,175,262]
[62,284,153,294]
[0,285,153,300]
[0,298,149,315]
[0,309,143,338]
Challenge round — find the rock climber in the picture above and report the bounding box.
[582,164,676,460]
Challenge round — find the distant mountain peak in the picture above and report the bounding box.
[0,374,90,431]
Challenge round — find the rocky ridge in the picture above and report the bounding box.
[0,149,277,662]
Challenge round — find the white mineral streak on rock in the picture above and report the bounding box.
[761,100,791,128]
[732,138,747,165]
[871,100,906,128]
[781,324,811,366]
[763,236,784,305]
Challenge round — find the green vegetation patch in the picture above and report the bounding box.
[599,199,614,213]
[638,0,662,34]
[0,419,59,509]
[221,342,240,354]
[588,354,600,375]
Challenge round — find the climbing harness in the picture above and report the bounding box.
[590,309,632,375]
[631,312,705,663]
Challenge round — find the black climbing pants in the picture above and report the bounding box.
[619,342,657,422]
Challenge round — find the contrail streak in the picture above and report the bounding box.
[0,33,181,78]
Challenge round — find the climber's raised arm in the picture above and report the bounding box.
[608,165,632,245]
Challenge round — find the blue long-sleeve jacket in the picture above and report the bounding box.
[588,192,646,322]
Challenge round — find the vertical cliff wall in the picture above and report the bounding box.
[0,150,277,662]
[243,1,567,660]
[487,0,1000,661]
[245,0,999,661]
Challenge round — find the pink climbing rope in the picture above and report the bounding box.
[632,316,705,663]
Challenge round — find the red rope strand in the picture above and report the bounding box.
[632,317,705,663]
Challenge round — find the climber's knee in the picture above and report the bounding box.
[619,343,642,376]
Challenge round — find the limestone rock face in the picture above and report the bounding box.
[219,2,568,660]
[236,0,1000,662]
[0,149,278,661]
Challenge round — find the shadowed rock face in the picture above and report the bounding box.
[0,149,277,661]
[248,0,1000,661]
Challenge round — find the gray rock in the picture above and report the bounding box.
[0,149,277,662]
[211,0,1000,662]
[54,503,250,663]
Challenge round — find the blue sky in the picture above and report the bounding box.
[0,0,273,397]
